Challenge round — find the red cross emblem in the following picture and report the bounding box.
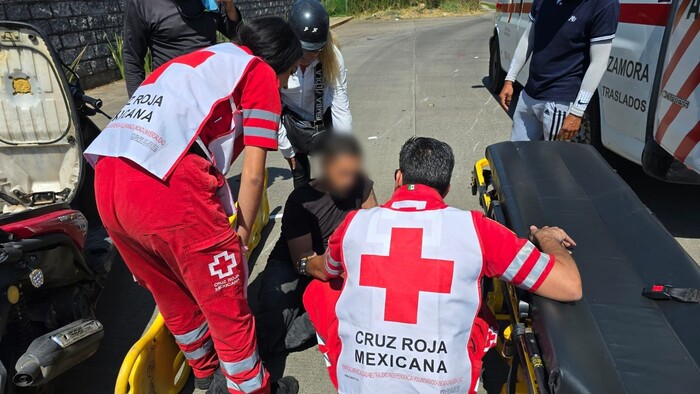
[142,50,215,86]
[359,227,454,324]
[208,251,237,279]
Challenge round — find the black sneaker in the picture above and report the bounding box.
[205,369,227,394]
[195,374,214,390]
[273,376,300,394]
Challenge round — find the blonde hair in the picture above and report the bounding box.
[318,30,341,86]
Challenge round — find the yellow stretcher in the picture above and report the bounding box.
[472,159,541,394]
[114,170,271,394]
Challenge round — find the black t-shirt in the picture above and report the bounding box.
[123,0,239,96]
[269,177,373,262]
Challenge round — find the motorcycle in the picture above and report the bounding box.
[0,21,115,393]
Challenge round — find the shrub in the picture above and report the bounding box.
[106,34,152,80]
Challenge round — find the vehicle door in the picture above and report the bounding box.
[597,0,673,163]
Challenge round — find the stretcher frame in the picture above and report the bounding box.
[114,169,271,394]
[472,159,548,394]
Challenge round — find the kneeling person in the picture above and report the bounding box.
[302,137,582,393]
[256,135,376,357]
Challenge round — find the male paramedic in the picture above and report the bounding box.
[301,137,583,393]
[499,0,619,141]
[85,18,302,394]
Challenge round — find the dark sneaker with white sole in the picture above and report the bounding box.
[273,376,300,394]
[195,374,214,390]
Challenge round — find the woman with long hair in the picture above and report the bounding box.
[85,17,302,394]
[279,0,353,188]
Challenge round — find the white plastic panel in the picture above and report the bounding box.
[0,24,81,213]
[0,43,71,144]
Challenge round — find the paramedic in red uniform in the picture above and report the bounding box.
[300,137,583,393]
[85,18,301,394]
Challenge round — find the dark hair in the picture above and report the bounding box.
[399,137,454,195]
[236,16,302,74]
[320,134,363,162]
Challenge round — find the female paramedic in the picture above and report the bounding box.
[279,0,353,188]
[85,17,302,394]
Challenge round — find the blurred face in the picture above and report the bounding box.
[277,62,299,90]
[322,154,362,198]
[301,49,322,66]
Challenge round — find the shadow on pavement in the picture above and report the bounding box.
[481,76,520,120]
[53,255,156,393]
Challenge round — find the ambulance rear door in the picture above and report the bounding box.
[495,0,533,85]
[642,0,700,183]
[597,0,672,163]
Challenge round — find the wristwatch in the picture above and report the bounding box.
[296,256,310,277]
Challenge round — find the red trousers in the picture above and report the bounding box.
[95,155,269,394]
[303,279,497,393]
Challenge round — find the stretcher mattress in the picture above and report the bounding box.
[485,142,700,394]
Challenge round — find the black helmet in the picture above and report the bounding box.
[289,0,330,52]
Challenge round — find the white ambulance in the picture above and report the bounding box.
[488,0,699,183]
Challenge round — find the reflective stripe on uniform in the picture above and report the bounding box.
[501,243,535,282]
[227,367,265,393]
[325,254,342,276]
[242,109,280,123]
[244,126,277,140]
[183,338,214,360]
[390,200,428,210]
[325,252,342,269]
[520,253,551,290]
[326,265,342,277]
[221,351,260,376]
[173,321,209,345]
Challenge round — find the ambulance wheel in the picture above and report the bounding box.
[580,95,602,150]
[488,35,506,94]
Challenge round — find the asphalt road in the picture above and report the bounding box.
[54,13,700,394]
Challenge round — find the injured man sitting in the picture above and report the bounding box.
[255,135,377,358]
[300,137,582,393]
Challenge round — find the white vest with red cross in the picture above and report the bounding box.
[334,185,484,394]
[84,43,254,181]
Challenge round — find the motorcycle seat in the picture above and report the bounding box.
[485,141,700,394]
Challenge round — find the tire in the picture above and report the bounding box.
[579,94,603,149]
[488,35,506,94]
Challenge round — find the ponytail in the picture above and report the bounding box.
[236,17,302,74]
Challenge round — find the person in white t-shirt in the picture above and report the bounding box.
[280,0,353,188]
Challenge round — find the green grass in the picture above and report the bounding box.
[332,1,480,15]
[321,0,348,16]
[67,45,90,82]
[106,34,152,80]
[440,0,481,13]
[345,0,414,14]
